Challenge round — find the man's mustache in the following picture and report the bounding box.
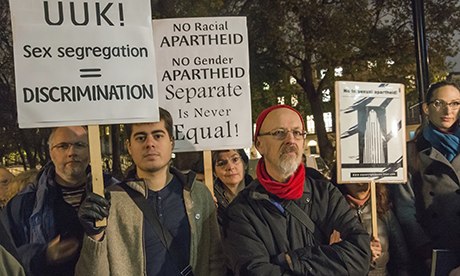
[281,145,298,154]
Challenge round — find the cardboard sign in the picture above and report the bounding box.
[10,0,159,128]
[153,17,252,152]
[335,81,407,183]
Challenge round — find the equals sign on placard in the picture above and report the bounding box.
[80,68,102,78]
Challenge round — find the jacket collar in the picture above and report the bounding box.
[124,166,197,197]
[248,177,312,203]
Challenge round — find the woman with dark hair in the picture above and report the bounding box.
[392,80,460,275]
[212,149,253,225]
[332,182,410,276]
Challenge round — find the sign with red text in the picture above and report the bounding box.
[153,17,252,152]
[10,0,159,128]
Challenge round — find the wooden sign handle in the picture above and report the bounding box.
[88,125,107,227]
[203,150,214,196]
[370,180,378,239]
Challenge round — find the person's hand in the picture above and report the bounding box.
[370,237,382,262]
[46,235,79,265]
[213,195,218,207]
[329,230,341,244]
[449,265,460,276]
[78,192,110,238]
[289,247,313,274]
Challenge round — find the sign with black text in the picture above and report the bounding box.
[335,81,407,183]
[153,17,252,152]
[10,0,159,128]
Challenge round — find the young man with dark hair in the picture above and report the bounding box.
[76,107,224,276]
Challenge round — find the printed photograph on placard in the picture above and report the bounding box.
[335,81,407,183]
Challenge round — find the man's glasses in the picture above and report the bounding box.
[258,129,307,140]
[51,142,88,152]
[429,99,460,110]
[0,179,10,186]
[216,156,242,167]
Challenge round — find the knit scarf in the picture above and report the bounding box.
[423,122,460,162]
[256,157,304,200]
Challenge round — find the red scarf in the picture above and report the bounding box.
[256,158,305,200]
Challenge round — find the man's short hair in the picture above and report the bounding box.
[48,128,58,146]
[125,107,174,140]
[48,126,87,146]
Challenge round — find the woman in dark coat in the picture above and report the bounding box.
[392,80,460,275]
[212,149,252,225]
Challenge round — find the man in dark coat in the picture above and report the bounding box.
[222,105,371,275]
[0,126,117,276]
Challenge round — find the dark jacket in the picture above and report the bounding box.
[222,168,371,276]
[0,162,117,276]
[214,173,253,225]
[393,134,460,256]
[349,200,410,276]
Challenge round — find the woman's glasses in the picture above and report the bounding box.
[429,99,460,110]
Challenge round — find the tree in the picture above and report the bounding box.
[0,0,52,169]
[1,0,459,168]
[224,0,460,165]
[151,0,224,18]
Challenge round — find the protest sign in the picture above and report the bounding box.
[10,0,159,128]
[335,81,407,183]
[153,17,252,152]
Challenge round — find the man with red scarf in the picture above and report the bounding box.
[222,105,371,275]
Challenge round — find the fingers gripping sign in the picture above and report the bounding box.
[78,192,111,240]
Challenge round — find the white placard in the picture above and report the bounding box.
[335,81,407,183]
[153,17,252,152]
[10,0,159,128]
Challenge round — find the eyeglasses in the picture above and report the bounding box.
[216,156,242,167]
[0,179,10,186]
[429,99,460,110]
[258,129,307,140]
[51,142,88,152]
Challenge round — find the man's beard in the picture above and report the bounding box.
[66,164,86,179]
[279,145,300,179]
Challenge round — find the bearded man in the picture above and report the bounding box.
[222,105,371,275]
[1,126,117,276]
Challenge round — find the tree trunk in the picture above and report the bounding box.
[110,125,123,179]
[308,92,334,165]
[16,143,27,170]
[20,130,37,169]
[299,61,335,166]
